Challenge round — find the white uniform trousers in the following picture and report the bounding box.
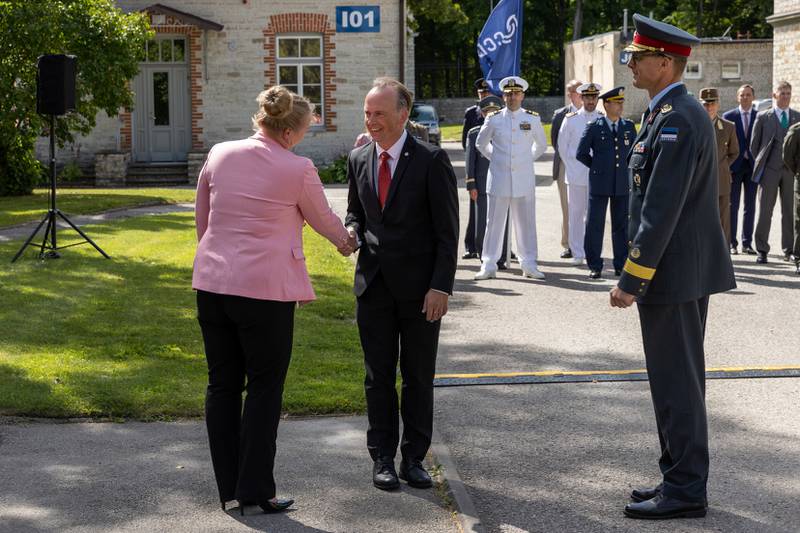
[480,193,538,272]
[567,183,589,259]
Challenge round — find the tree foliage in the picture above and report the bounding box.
[412,0,773,99]
[0,0,152,196]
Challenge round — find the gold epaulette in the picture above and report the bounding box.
[565,111,577,118]
[486,110,500,118]
[525,109,539,116]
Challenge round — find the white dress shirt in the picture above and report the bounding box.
[372,130,408,192]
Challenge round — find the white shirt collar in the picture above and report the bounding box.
[375,130,407,162]
[774,104,789,114]
[648,82,684,113]
[604,116,619,128]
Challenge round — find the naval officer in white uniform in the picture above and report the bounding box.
[474,76,547,280]
[557,82,603,265]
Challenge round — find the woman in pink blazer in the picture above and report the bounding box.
[193,86,353,516]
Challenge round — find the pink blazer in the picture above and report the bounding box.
[192,131,349,303]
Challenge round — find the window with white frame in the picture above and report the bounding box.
[684,61,702,79]
[721,61,741,79]
[277,35,323,123]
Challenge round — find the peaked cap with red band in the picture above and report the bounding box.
[624,13,700,57]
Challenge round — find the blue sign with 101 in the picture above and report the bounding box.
[336,6,380,32]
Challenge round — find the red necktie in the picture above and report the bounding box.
[378,151,391,209]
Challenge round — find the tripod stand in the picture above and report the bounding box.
[11,115,109,262]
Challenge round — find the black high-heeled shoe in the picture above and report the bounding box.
[238,498,294,515]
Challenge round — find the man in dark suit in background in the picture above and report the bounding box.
[750,80,800,263]
[551,79,583,259]
[611,14,735,520]
[722,84,758,254]
[461,78,492,259]
[346,77,459,492]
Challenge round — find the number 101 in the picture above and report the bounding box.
[340,9,375,28]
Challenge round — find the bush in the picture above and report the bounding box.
[0,135,42,196]
[318,154,349,184]
[58,161,84,182]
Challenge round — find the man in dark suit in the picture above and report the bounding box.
[550,79,583,258]
[722,84,758,254]
[611,14,735,520]
[750,80,800,263]
[346,77,459,491]
[783,121,800,274]
[461,78,492,259]
[576,86,636,279]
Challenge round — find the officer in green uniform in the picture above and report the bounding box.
[782,121,800,274]
[610,14,736,520]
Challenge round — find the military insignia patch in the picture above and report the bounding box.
[630,247,641,259]
[660,104,672,114]
[633,142,647,154]
[659,127,678,142]
[520,122,531,130]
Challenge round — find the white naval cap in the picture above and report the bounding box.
[577,82,602,95]
[499,76,528,93]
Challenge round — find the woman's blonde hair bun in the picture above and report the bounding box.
[253,85,314,134]
[260,86,293,120]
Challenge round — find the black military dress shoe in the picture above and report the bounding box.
[756,252,768,264]
[783,252,793,262]
[462,252,478,260]
[741,245,757,255]
[560,248,573,259]
[624,493,707,519]
[589,270,601,279]
[373,457,400,490]
[630,484,662,502]
[795,262,800,275]
[614,269,622,276]
[497,261,508,270]
[399,459,433,488]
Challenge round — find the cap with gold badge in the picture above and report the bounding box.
[478,95,503,111]
[698,87,719,103]
[499,76,528,93]
[599,86,625,101]
[577,82,602,96]
[623,13,700,59]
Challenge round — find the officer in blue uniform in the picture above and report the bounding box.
[610,14,735,520]
[576,86,636,279]
[462,78,492,259]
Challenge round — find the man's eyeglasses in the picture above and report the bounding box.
[623,51,669,65]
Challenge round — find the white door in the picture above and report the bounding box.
[132,38,190,162]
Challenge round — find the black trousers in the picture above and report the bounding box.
[730,163,757,248]
[196,290,295,502]
[637,296,709,503]
[356,273,441,463]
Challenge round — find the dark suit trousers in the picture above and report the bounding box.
[465,196,478,253]
[584,194,628,272]
[637,297,709,504]
[475,193,509,261]
[730,164,757,248]
[357,272,441,462]
[755,167,795,255]
[196,290,295,502]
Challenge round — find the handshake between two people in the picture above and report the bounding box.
[336,227,359,257]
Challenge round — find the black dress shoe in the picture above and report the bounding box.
[614,268,622,276]
[373,457,400,490]
[399,459,433,488]
[742,245,757,255]
[784,252,793,262]
[796,262,800,275]
[497,262,508,270]
[589,270,601,279]
[462,252,478,259]
[624,493,707,519]
[630,483,662,503]
[756,252,768,264]
[560,248,573,259]
[238,498,294,515]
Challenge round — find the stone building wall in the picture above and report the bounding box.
[769,0,800,108]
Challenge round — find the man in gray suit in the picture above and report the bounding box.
[550,79,582,258]
[750,80,800,263]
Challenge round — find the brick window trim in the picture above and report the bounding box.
[120,14,205,154]
[264,13,337,132]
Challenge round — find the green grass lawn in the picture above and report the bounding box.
[0,213,363,419]
[440,122,554,145]
[0,187,196,228]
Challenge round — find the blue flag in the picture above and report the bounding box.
[477,0,523,95]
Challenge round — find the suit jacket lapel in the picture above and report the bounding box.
[361,142,381,216]
[383,134,415,211]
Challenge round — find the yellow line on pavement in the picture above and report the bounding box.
[434,365,800,380]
